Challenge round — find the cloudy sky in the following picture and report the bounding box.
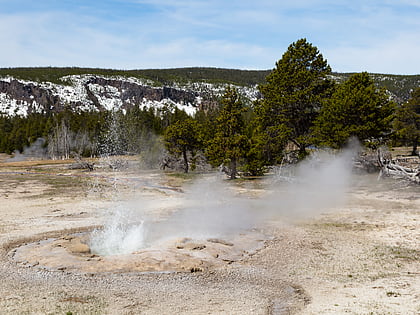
[0,0,419,74]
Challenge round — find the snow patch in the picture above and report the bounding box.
[0,93,29,116]
[0,74,260,117]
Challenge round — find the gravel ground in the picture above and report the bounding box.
[0,160,419,314]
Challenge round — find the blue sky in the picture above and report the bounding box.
[0,0,419,74]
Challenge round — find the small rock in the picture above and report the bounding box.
[207,238,234,246]
[71,243,90,254]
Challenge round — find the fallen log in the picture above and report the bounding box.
[377,149,420,184]
[68,155,94,171]
[379,163,420,184]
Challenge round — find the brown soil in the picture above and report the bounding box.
[0,158,419,314]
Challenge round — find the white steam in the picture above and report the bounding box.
[90,146,358,256]
[89,203,146,255]
[6,137,47,162]
[266,147,356,220]
[145,177,258,242]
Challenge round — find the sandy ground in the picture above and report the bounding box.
[0,157,419,314]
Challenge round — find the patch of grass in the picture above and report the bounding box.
[368,272,402,281]
[165,171,200,180]
[0,159,74,168]
[373,244,419,266]
[37,175,88,198]
[314,222,361,230]
[388,246,420,261]
[0,172,89,198]
[319,222,352,228]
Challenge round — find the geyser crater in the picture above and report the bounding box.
[10,226,268,274]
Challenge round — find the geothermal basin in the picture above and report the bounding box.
[9,172,271,274]
[10,228,268,274]
[1,154,419,314]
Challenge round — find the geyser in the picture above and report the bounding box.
[88,175,259,256]
[10,147,357,274]
[89,219,146,256]
[88,147,356,257]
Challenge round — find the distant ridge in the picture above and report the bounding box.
[0,67,271,86]
[0,66,419,103]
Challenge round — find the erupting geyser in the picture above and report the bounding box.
[89,220,146,256]
[9,147,357,274]
[89,201,148,256]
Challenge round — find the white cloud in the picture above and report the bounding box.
[127,38,273,69]
[0,1,418,73]
[325,33,420,74]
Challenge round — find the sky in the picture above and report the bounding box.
[0,0,419,74]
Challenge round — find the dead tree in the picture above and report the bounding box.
[377,148,420,184]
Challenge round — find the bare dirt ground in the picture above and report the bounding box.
[0,155,419,314]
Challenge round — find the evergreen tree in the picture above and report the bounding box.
[313,72,395,148]
[206,87,248,179]
[0,116,13,153]
[394,87,420,155]
[194,106,219,145]
[164,118,202,173]
[255,38,334,160]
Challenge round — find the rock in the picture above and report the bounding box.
[67,240,90,254]
[207,238,234,246]
[176,242,206,251]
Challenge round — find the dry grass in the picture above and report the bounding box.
[0,158,96,168]
[0,168,91,201]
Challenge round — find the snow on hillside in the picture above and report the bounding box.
[0,74,260,117]
[0,93,34,116]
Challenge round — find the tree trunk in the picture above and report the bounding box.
[299,145,307,159]
[182,149,189,173]
[291,139,307,159]
[229,158,237,180]
[411,139,418,156]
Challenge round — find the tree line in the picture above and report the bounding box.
[0,66,270,87]
[163,39,419,177]
[1,66,418,100]
[0,38,419,176]
[0,105,187,160]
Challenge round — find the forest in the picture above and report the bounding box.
[0,38,419,177]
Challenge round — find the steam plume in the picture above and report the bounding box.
[90,145,358,255]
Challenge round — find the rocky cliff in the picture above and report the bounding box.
[0,74,258,116]
[0,79,62,115]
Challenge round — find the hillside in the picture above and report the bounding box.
[0,68,263,117]
[0,67,419,117]
[0,67,269,87]
[330,72,420,103]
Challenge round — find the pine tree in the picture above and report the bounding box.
[255,38,334,160]
[164,118,202,173]
[206,87,248,179]
[394,87,420,155]
[313,72,395,148]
